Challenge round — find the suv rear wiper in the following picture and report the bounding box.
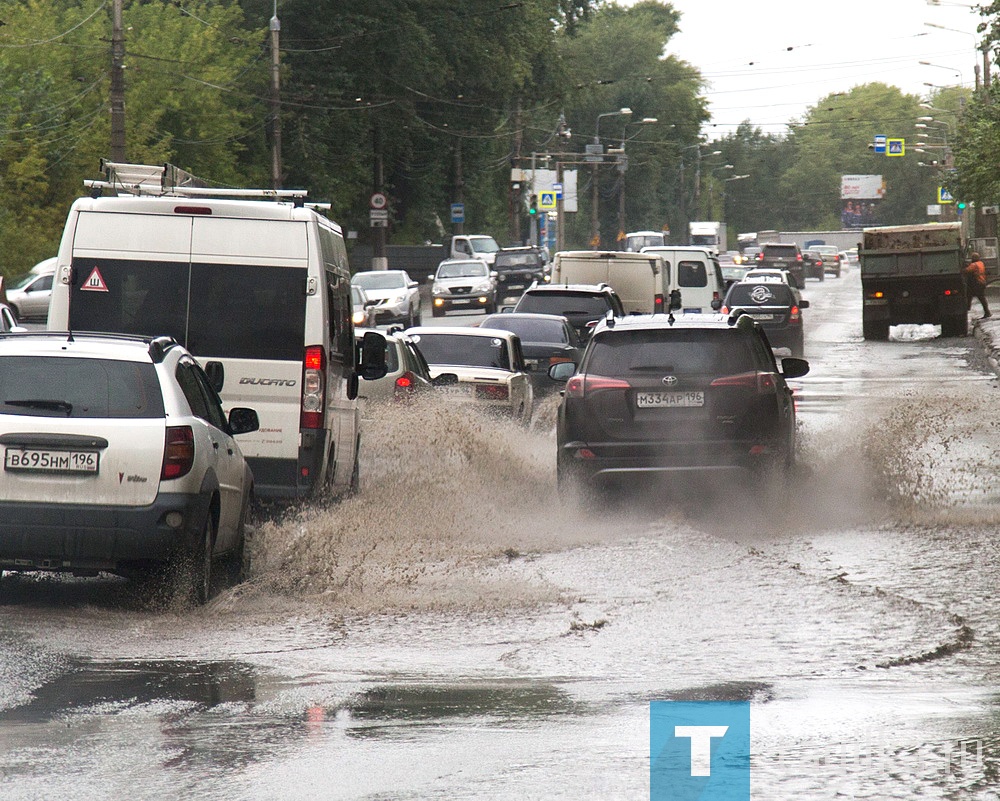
[4,399,74,415]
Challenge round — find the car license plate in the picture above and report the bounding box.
[636,391,704,408]
[451,298,471,305]
[749,313,774,320]
[4,448,99,474]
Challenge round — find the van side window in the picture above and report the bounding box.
[678,260,708,287]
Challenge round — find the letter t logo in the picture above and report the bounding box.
[673,725,729,776]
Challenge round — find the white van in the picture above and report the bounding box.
[47,162,386,499]
[639,246,725,314]
[551,250,662,314]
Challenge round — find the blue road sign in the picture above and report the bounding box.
[874,134,887,154]
[450,203,465,224]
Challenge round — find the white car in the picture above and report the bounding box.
[428,259,498,316]
[351,284,378,328]
[354,330,435,403]
[352,270,422,327]
[742,268,794,285]
[0,303,25,333]
[6,269,54,322]
[0,332,260,604]
[403,326,533,424]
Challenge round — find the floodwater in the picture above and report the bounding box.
[4,272,1000,798]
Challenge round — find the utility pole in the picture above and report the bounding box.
[269,2,282,189]
[511,99,522,244]
[110,0,125,162]
[453,141,464,236]
[372,124,387,270]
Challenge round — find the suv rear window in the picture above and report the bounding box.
[726,283,795,305]
[0,356,165,419]
[586,329,755,376]
[516,291,611,317]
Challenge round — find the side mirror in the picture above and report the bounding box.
[549,361,577,382]
[205,361,225,393]
[432,372,459,387]
[359,330,388,380]
[228,407,260,435]
[780,357,810,379]
[426,275,435,283]
[800,299,810,309]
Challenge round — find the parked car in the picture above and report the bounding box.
[512,283,625,341]
[722,277,810,357]
[6,269,55,322]
[351,284,378,328]
[0,303,26,333]
[403,326,533,424]
[429,259,498,316]
[480,312,585,394]
[757,243,804,288]
[494,247,549,305]
[354,329,434,403]
[810,245,842,277]
[352,269,422,327]
[0,332,260,604]
[550,312,809,495]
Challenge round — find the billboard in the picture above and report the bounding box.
[841,174,885,200]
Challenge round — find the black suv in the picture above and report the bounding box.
[494,247,548,303]
[722,277,809,357]
[551,313,809,493]
[757,243,804,288]
[512,283,625,340]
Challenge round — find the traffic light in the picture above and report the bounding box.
[957,201,967,216]
[528,194,538,216]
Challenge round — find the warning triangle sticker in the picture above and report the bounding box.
[81,266,109,292]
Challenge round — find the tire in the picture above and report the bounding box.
[177,511,215,606]
[862,319,890,341]
[349,436,361,494]
[432,305,444,318]
[485,301,497,314]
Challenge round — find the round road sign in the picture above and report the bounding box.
[370,192,388,210]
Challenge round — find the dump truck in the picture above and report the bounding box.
[860,222,967,340]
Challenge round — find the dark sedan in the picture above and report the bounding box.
[480,312,584,393]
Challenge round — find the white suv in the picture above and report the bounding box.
[0,332,259,604]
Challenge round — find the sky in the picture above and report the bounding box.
[633,0,984,134]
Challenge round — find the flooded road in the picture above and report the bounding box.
[4,270,1000,799]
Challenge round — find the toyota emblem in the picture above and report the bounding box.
[662,375,678,386]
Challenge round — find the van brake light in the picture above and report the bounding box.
[301,345,326,428]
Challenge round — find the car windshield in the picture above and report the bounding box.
[480,317,568,344]
[470,239,500,254]
[587,329,755,376]
[437,262,487,279]
[516,292,610,317]
[411,333,510,370]
[0,356,165,419]
[351,285,365,305]
[353,272,405,290]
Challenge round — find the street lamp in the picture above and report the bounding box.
[615,117,657,248]
[590,107,632,249]
[721,174,749,230]
[918,60,963,83]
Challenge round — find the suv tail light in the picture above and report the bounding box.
[161,426,194,479]
[789,305,801,322]
[710,371,777,394]
[301,345,326,429]
[566,374,631,399]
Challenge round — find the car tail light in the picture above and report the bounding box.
[710,371,776,394]
[301,345,326,429]
[394,371,419,399]
[789,305,801,322]
[475,384,509,400]
[796,253,803,262]
[161,426,194,479]
[944,289,956,296]
[565,374,630,399]
[720,305,730,314]
[756,253,763,262]
[654,293,664,312]
[834,255,840,262]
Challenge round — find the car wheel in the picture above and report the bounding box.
[176,511,215,606]
[230,488,254,584]
[432,305,444,318]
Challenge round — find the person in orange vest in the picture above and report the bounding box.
[964,251,991,319]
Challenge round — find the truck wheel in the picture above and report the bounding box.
[862,320,890,341]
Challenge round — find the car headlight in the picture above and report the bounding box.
[390,294,406,304]
[472,281,492,293]
[352,310,366,325]
[432,284,445,295]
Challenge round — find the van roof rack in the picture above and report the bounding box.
[84,159,309,200]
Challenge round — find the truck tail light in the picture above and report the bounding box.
[301,345,326,429]
[161,426,194,479]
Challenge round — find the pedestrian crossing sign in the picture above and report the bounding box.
[887,138,905,157]
[539,191,557,210]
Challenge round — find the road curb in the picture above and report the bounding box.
[971,317,1000,376]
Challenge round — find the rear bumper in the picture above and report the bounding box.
[0,492,210,573]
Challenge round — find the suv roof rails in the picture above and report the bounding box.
[84,159,309,201]
[0,330,179,360]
